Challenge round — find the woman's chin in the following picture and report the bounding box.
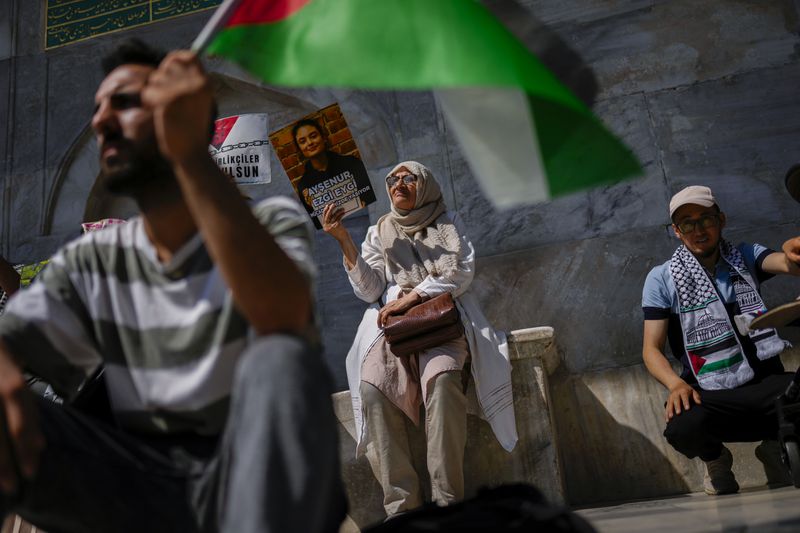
[303,147,324,159]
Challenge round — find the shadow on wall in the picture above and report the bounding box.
[336,426,386,528]
[548,362,691,505]
[469,224,678,376]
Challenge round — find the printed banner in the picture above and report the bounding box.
[269,103,375,230]
[45,0,222,50]
[209,114,271,185]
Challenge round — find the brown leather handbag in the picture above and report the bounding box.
[383,292,463,357]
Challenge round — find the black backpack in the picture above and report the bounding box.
[364,484,596,532]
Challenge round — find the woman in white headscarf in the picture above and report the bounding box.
[322,161,517,517]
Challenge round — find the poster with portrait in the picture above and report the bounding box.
[209,113,271,185]
[269,103,376,230]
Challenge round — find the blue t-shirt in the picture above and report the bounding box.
[642,242,783,384]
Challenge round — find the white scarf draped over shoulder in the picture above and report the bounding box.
[376,161,462,290]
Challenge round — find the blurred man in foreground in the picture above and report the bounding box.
[0,39,345,533]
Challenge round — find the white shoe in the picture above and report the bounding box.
[703,447,739,495]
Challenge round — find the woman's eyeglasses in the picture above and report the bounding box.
[386,174,418,188]
[673,214,720,234]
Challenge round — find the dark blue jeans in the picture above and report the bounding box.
[6,335,346,533]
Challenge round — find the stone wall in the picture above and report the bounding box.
[2,0,800,506]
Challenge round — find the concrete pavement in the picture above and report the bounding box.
[577,486,800,532]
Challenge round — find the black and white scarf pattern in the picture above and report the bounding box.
[669,240,787,390]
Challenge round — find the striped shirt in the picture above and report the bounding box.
[0,197,315,435]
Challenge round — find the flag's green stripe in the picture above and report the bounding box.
[208,0,584,112]
[209,0,641,196]
[696,352,744,375]
[529,96,640,196]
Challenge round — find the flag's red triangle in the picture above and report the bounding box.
[689,353,706,375]
[227,0,311,26]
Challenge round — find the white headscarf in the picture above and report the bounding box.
[376,161,462,290]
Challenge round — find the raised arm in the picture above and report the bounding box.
[323,204,387,304]
[642,319,701,422]
[142,51,311,335]
[322,203,360,270]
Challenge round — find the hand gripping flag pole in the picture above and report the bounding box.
[192,0,245,52]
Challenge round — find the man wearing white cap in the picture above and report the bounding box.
[642,185,800,495]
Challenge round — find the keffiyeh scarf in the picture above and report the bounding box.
[669,240,787,390]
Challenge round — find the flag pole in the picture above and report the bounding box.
[191,0,245,52]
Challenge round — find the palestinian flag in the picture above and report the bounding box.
[197,0,641,208]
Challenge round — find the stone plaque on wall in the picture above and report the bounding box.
[45,0,222,50]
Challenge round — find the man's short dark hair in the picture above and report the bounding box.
[101,38,166,75]
[100,39,217,142]
[291,118,325,151]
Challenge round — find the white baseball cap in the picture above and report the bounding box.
[669,185,717,218]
